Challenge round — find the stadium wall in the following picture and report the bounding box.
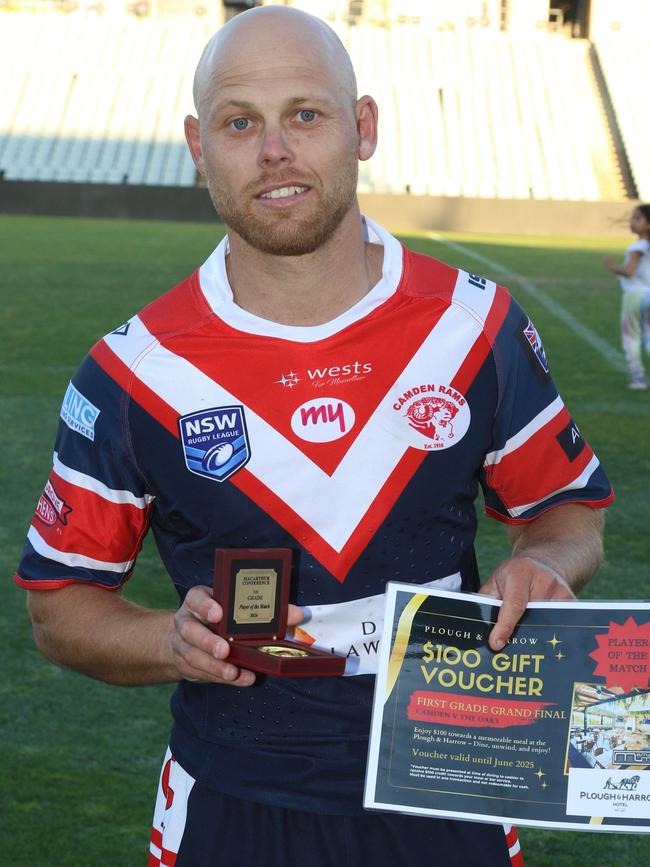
[0,179,635,237]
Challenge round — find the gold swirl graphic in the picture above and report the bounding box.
[385,593,428,700]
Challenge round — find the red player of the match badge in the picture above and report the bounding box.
[589,616,650,692]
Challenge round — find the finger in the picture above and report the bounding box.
[174,635,255,686]
[477,579,500,599]
[287,604,304,627]
[175,612,231,660]
[488,580,530,651]
[183,585,223,625]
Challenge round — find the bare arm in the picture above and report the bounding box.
[602,251,642,278]
[479,503,605,651]
[28,583,303,687]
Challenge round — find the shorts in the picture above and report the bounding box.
[148,749,524,867]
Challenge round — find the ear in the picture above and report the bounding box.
[184,115,205,174]
[356,95,378,162]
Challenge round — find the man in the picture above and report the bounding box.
[15,6,613,866]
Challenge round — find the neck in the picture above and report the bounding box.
[224,207,384,326]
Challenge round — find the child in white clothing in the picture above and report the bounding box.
[603,204,650,389]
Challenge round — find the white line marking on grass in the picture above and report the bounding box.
[429,233,627,373]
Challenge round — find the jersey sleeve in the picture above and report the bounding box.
[479,296,614,523]
[14,350,154,590]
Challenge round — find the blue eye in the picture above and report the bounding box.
[231,118,249,131]
[298,110,316,122]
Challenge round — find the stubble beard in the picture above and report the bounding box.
[205,156,359,256]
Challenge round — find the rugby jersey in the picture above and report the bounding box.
[15,218,613,813]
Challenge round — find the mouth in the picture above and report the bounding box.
[260,185,309,200]
[255,183,311,205]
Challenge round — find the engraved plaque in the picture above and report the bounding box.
[232,567,277,626]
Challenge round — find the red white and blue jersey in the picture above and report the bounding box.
[15,218,613,814]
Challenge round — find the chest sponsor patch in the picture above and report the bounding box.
[290,397,355,442]
[178,405,250,482]
[391,384,471,451]
[60,382,100,441]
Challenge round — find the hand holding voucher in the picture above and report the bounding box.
[480,555,576,652]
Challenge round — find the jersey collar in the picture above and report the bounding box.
[197,216,403,342]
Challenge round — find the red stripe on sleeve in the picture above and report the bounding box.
[484,407,595,513]
[31,469,151,565]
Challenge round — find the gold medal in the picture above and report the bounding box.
[259,645,309,658]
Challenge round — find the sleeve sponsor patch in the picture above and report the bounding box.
[517,315,550,382]
[60,382,100,441]
[555,418,586,462]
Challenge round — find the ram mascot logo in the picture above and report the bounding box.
[405,396,459,443]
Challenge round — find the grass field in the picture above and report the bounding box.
[1,213,649,865]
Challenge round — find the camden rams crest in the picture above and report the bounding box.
[392,384,471,450]
[178,406,250,482]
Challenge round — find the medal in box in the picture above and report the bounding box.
[212,548,345,677]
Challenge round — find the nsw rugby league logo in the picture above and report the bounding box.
[178,406,250,482]
[392,384,471,450]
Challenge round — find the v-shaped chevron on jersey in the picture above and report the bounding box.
[97,268,502,582]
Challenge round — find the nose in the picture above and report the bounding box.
[257,124,294,169]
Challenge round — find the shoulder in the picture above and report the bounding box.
[96,270,209,352]
[107,271,209,344]
[86,271,210,392]
[400,246,514,339]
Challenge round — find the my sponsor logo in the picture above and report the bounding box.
[178,406,250,482]
[60,383,100,441]
[392,384,470,451]
[35,479,72,527]
[290,398,355,442]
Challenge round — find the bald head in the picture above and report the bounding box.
[192,6,357,117]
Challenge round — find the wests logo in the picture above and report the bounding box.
[307,360,372,389]
[392,384,470,451]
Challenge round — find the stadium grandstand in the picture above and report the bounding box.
[1,0,649,231]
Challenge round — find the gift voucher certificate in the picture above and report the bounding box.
[364,584,650,833]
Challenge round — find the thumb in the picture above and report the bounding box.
[287,604,305,627]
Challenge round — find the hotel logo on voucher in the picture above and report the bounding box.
[566,768,650,820]
[392,384,470,451]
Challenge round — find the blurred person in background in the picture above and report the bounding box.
[603,203,650,390]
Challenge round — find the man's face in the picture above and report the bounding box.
[192,47,362,256]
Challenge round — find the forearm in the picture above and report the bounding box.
[28,585,179,686]
[607,264,633,277]
[508,503,605,593]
